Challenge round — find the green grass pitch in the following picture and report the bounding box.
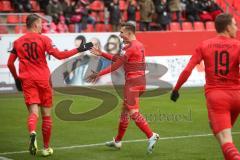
[0,87,240,160]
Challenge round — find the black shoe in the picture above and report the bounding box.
[29,133,38,155]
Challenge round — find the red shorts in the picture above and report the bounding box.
[21,80,53,107]
[205,90,240,134]
[123,79,145,110]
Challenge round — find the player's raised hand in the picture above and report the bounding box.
[86,70,100,83]
[77,42,93,52]
[170,90,179,102]
[90,47,102,56]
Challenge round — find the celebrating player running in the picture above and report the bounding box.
[7,14,92,157]
[171,13,240,160]
[87,22,159,154]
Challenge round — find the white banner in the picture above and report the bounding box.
[0,33,205,92]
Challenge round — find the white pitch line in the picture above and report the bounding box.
[1,132,240,156]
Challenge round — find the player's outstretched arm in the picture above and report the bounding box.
[86,58,124,83]
[90,47,118,62]
[45,36,93,60]
[49,48,79,60]
[7,53,22,91]
[171,47,203,102]
[49,42,93,60]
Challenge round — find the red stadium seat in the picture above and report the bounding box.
[170,22,181,31]
[0,26,8,34]
[89,0,104,11]
[96,23,105,32]
[21,14,28,23]
[7,15,19,23]
[90,11,104,22]
[99,11,105,22]
[68,24,75,33]
[30,0,40,11]
[106,24,112,32]
[15,25,27,33]
[205,21,215,31]
[90,12,98,21]
[119,0,127,11]
[0,0,13,11]
[194,22,205,31]
[84,24,94,32]
[136,22,140,31]
[182,22,193,31]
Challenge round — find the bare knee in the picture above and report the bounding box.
[41,107,52,117]
[129,109,139,116]
[28,104,39,117]
[216,128,232,145]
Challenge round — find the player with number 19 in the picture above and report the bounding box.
[171,13,240,160]
[7,14,92,157]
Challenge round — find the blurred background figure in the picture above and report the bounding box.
[12,0,31,12]
[185,0,201,23]
[57,15,69,33]
[108,0,121,32]
[47,0,63,24]
[139,0,155,31]
[168,0,182,23]
[39,0,50,12]
[154,0,171,30]
[64,35,87,85]
[61,0,74,25]
[207,0,223,20]
[82,37,102,83]
[127,0,139,26]
[91,38,102,52]
[71,0,96,32]
[97,34,121,71]
[198,0,214,22]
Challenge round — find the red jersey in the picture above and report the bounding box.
[9,32,78,80]
[174,36,240,93]
[99,40,146,81]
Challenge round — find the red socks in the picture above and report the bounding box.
[27,113,52,148]
[115,112,130,142]
[130,112,153,139]
[42,116,52,149]
[222,142,240,160]
[27,113,38,133]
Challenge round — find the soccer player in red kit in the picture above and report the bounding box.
[7,14,91,156]
[171,13,240,160]
[87,22,159,154]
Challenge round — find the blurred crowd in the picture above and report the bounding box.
[11,0,223,32]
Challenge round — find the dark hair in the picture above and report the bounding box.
[121,22,136,33]
[215,13,233,33]
[26,14,41,29]
[75,35,86,44]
